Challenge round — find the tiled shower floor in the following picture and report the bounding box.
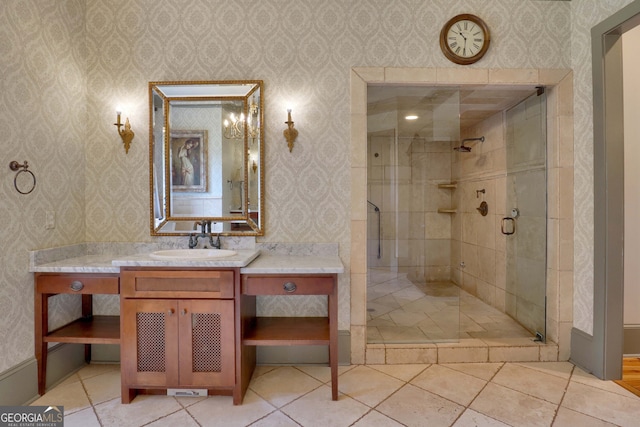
[367,268,534,344]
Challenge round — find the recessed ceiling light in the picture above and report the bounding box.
[405,115,418,120]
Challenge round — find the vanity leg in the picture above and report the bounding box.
[34,292,48,395]
[329,284,338,401]
[82,295,92,363]
[121,385,135,404]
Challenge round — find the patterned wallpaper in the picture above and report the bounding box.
[570,0,634,334]
[0,0,633,374]
[0,0,87,373]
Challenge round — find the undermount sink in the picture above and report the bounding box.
[149,249,237,260]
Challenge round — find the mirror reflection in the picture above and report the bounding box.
[149,81,263,236]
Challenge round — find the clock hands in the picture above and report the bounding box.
[451,29,469,56]
[452,29,467,41]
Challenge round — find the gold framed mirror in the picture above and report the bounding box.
[149,80,264,236]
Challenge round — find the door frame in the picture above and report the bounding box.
[350,67,573,364]
[572,0,640,380]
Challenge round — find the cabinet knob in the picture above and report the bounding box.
[283,281,297,293]
[167,308,175,316]
[69,281,84,291]
[181,308,187,316]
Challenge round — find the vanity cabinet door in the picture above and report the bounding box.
[178,299,235,387]
[121,299,180,387]
[121,298,235,392]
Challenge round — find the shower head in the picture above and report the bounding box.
[453,145,472,152]
[453,136,485,152]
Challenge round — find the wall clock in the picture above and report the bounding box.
[439,14,490,65]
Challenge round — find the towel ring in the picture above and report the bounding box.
[9,160,36,195]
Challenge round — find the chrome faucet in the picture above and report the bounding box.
[211,233,221,249]
[188,220,221,249]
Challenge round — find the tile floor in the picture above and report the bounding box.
[31,361,640,426]
[367,268,534,344]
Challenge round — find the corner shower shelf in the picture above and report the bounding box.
[437,208,457,214]
[438,183,457,189]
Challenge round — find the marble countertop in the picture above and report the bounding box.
[29,254,121,273]
[30,250,260,273]
[112,249,260,269]
[29,250,343,274]
[240,255,344,274]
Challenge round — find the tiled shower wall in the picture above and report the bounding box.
[367,134,453,282]
[451,95,547,335]
[451,112,507,310]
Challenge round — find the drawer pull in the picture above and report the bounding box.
[283,281,297,293]
[69,281,84,291]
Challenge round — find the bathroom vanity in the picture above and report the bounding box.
[31,249,343,405]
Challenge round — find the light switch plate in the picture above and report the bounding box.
[45,211,55,229]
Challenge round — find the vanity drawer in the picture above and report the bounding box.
[121,269,235,299]
[242,275,335,296]
[36,273,119,294]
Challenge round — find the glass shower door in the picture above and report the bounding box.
[366,86,461,344]
[504,91,547,340]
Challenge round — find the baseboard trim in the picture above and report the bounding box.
[570,327,596,376]
[0,344,86,405]
[91,344,121,362]
[257,330,351,365]
[624,326,640,355]
[0,358,38,406]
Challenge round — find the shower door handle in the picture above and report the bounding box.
[501,217,516,235]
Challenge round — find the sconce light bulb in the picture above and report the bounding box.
[223,119,229,127]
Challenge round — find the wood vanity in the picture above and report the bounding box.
[119,268,239,403]
[32,251,342,405]
[34,272,120,396]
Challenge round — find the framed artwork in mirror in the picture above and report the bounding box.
[170,130,208,192]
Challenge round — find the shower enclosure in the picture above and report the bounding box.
[366,85,547,344]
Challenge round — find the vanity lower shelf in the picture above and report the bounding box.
[44,315,120,344]
[243,317,330,345]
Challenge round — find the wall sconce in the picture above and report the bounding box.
[283,109,298,152]
[114,110,134,154]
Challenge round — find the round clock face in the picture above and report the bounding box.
[440,14,490,65]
